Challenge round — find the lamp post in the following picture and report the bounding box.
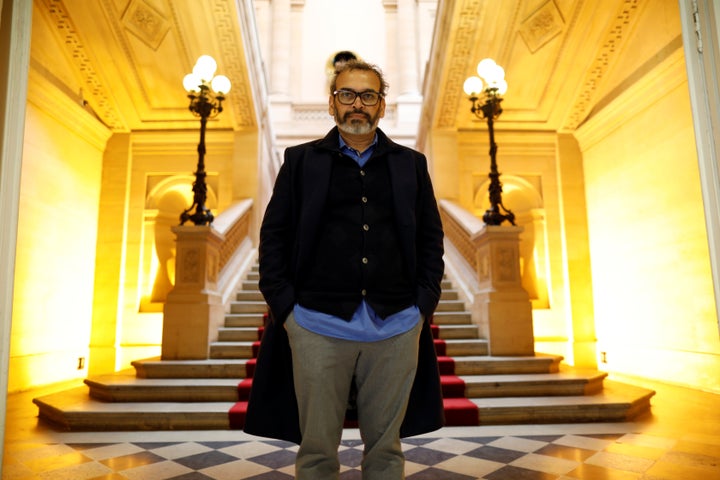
[179,55,231,226]
[464,58,515,226]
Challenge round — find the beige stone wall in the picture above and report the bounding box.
[575,46,720,391]
[447,128,595,365]
[9,75,110,391]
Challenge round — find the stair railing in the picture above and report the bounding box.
[439,199,535,356]
[162,199,255,359]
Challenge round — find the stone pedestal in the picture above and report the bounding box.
[162,226,224,360]
[473,225,535,356]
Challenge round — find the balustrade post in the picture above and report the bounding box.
[162,225,225,359]
[473,225,535,355]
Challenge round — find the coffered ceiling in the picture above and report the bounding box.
[33,0,258,133]
[423,0,673,134]
[32,0,679,140]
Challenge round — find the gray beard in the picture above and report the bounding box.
[338,121,374,135]
[335,111,379,135]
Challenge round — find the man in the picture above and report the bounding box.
[244,60,445,480]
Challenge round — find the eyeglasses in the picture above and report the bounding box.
[333,89,383,106]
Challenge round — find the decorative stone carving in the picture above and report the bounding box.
[563,0,640,130]
[181,248,200,284]
[121,0,170,50]
[41,0,124,130]
[519,0,564,53]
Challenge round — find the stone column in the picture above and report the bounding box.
[162,226,225,359]
[395,0,422,126]
[473,225,535,356]
[269,0,293,122]
[396,0,419,96]
[270,0,291,96]
[556,133,597,367]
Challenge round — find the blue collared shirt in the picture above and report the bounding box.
[293,134,421,341]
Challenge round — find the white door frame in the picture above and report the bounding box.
[679,0,720,331]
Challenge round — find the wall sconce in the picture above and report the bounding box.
[463,58,515,226]
[179,55,231,226]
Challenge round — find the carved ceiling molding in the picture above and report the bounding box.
[42,0,126,131]
[519,0,564,54]
[563,0,641,131]
[436,0,482,129]
[97,0,169,115]
[121,0,170,50]
[208,0,255,129]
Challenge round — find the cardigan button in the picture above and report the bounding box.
[363,224,370,231]
[362,257,368,264]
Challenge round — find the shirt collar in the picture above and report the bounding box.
[338,133,378,156]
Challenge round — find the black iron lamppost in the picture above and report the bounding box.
[180,55,231,226]
[463,58,515,226]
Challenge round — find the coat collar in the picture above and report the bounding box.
[314,126,405,158]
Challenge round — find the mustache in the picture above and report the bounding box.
[342,109,371,122]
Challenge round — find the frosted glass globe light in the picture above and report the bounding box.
[476,59,498,81]
[463,76,484,96]
[475,58,507,94]
[183,73,201,92]
[496,79,508,95]
[211,75,231,95]
[193,55,217,81]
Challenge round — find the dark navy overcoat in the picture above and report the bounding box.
[243,127,445,444]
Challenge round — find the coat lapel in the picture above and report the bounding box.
[295,142,333,270]
[387,149,417,277]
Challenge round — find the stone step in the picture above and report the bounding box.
[435,300,466,312]
[442,339,489,356]
[85,375,241,402]
[32,380,654,431]
[33,387,233,431]
[440,290,459,300]
[241,280,258,291]
[132,359,252,379]
[131,354,563,379]
[229,301,268,314]
[222,310,469,327]
[434,324,479,339]
[206,337,491,359]
[461,370,607,397]
[223,313,265,328]
[217,327,263,342]
[231,290,460,305]
[80,370,606,403]
[469,380,656,424]
[235,291,264,302]
[209,342,256,359]
[432,311,472,325]
[450,355,562,375]
[214,324,479,342]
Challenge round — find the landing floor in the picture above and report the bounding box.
[3,377,719,479]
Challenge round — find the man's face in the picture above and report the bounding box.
[329,69,386,135]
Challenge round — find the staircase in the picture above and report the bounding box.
[33,264,655,431]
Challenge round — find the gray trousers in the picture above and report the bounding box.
[284,312,423,480]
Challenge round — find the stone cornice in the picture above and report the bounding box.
[40,0,127,131]
[562,0,642,131]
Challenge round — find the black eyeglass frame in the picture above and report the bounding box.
[332,89,384,106]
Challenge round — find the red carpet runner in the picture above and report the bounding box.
[228,319,479,429]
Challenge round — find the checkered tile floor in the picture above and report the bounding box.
[5,430,719,479]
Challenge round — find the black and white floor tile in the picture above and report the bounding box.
[4,427,719,480]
